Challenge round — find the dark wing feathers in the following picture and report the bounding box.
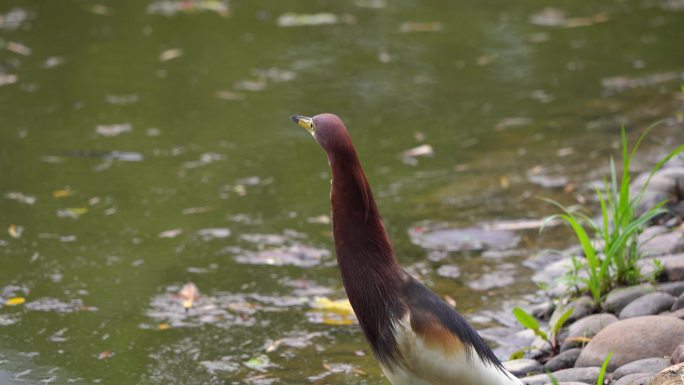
[400,275,505,371]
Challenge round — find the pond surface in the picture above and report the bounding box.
[1,0,683,384]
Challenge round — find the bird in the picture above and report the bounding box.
[290,113,523,385]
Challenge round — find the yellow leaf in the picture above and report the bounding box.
[322,316,354,326]
[5,297,26,306]
[158,323,171,330]
[312,297,353,315]
[67,207,89,215]
[53,189,73,198]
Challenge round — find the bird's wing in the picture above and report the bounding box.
[382,275,521,385]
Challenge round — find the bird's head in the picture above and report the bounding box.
[290,113,353,155]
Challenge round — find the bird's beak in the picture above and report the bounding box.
[290,115,315,136]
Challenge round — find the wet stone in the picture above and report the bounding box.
[640,231,684,258]
[672,345,684,364]
[562,313,617,350]
[521,367,600,385]
[575,316,684,371]
[544,348,581,372]
[604,284,655,313]
[612,372,653,385]
[651,363,684,385]
[502,358,543,377]
[672,293,684,311]
[619,292,676,319]
[658,281,684,297]
[408,224,520,251]
[550,296,594,325]
[661,254,684,281]
[613,357,670,380]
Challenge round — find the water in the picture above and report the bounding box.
[1,1,682,384]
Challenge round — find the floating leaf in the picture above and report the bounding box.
[5,297,26,306]
[321,316,354,326]
[399,21,443,33]
[179,282,199,309]
[243,354,273,372]
[312,297,353,315]
[4,192,36,205]
[159,228,183,238]
[8,224,22,238]
[98,351,114,360]
[52,188,73,198]
[95,123,132,137]
[158,323,171,330]
[159,48,183,62]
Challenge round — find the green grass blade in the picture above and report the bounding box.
[595,352,613,385]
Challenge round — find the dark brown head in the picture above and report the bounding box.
[290,113,354,155]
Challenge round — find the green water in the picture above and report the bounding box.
[1,0,682,384]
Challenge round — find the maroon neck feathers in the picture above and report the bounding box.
[327,149,400,278]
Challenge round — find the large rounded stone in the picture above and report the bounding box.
[574,316,684,371]
[613,357,671,379]
[658,281,684,297]
[544,348,582,372]
[604,284,655,313]
[639,230,684,258]
[521,367,600,385]
[660,254,684,282]
[613,372,654,385]
[503,358,543,377]
[550,296,595,326]
[619,292,676,319]
[672,293,684,311]
[562,313,617,350]
[672,345,684,365]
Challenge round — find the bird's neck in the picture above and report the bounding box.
[327,151,405,360]
[328,151,401,280]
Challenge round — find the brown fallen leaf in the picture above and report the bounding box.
[98,350,114,360]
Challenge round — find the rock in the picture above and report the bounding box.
[633,167,684,222]
[604,284,656,313]
[659,254,684,281]
[503,358,543,377]
[542,383,589,385]
[551,296,595,326]
[562,313,618,350]
[673,293,684,311]
[658,281,684,297]
[613,357,671,379]
[522,367,600,385]
[672,345,684,365]
[669,308,684,320]
[619,292,676,319]
[544,348,582,372]
[531,301,555,321]
[651,363,684,385]
[613,372,654,385]
[574,316,684,371]
[640,230,684,258]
